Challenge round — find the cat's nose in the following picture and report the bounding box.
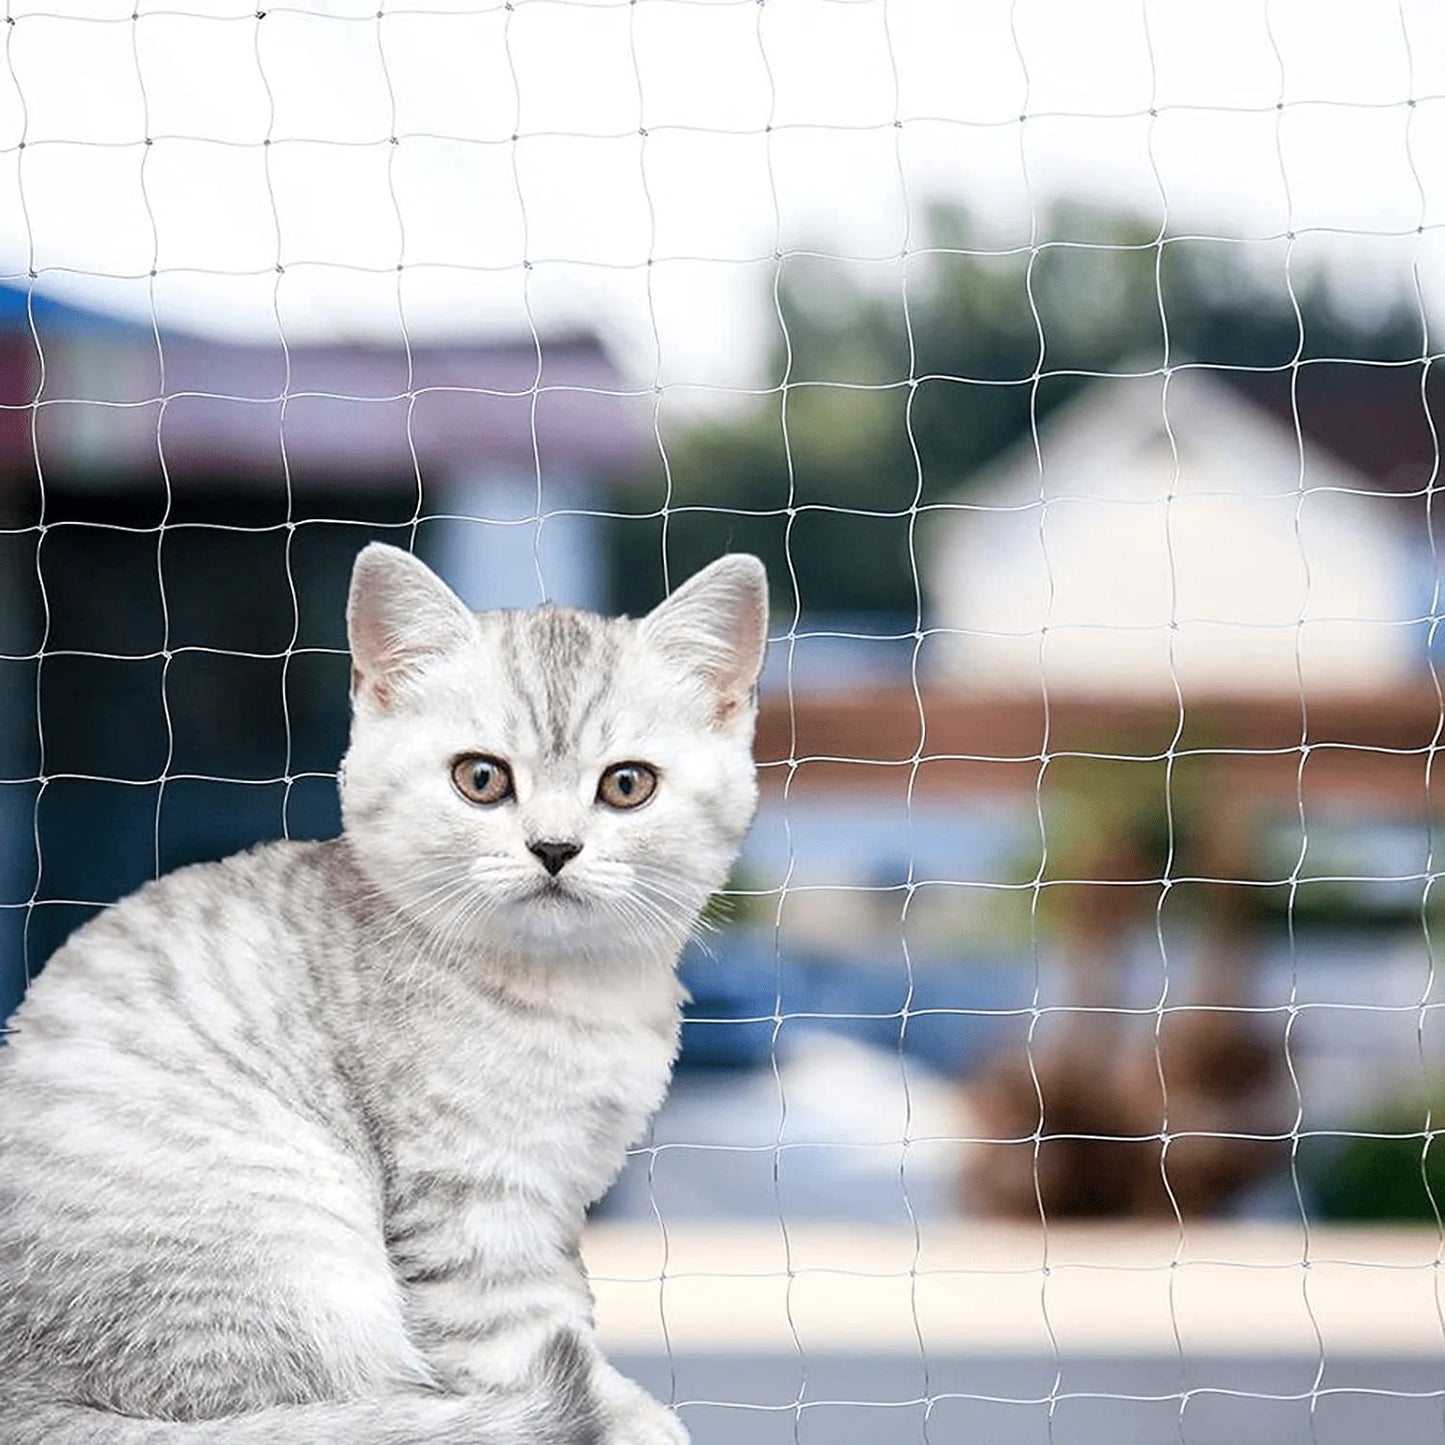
[529,839,583,876]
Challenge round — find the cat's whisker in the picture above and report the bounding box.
[630,877,720,940]
[395,883,499,1000]
[598,888,707,963]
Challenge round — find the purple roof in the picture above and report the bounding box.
[0,283,649,488]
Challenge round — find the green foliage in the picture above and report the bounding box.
[608,203,1422,617]
[1035,751,1196,883]
[1306,1098,1445,1223]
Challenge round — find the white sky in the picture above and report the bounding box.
[2,0,1443,392]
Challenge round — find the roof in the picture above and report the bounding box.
[1232,362,1443,499]
[956,364,1385,506]
[0,282,647,485]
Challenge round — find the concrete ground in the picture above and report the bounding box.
[589,1222,1445,1443]
[616,1351,1445,1445]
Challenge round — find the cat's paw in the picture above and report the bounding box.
[602,1395,689,1445]
[593,1366,690,1445]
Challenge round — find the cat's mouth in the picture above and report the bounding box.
[524,878,583,905]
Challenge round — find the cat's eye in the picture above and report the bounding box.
[597,762,657,810]
[451,754,514,806]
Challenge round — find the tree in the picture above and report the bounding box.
[607,203,1424,617]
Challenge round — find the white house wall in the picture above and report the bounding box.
[928,372,1422,698]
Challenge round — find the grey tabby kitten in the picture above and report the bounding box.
[0,544,769,1445]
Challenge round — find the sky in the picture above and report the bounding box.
[1,0,1443,394]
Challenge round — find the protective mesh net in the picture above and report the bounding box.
[4,1,1445,1441]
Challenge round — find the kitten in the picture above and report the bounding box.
[0,544,769,1445]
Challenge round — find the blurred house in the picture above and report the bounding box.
[0,281,646,1015]
[926,368,1428,699]
[0,281,644,609]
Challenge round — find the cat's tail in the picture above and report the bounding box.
[0,1334,601,1445]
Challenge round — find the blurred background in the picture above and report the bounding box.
[6,1,1445,1439]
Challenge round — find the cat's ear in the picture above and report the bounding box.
[642,554,769,729]
[347,544,476,710]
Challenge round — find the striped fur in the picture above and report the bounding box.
[0,547,768,1444]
